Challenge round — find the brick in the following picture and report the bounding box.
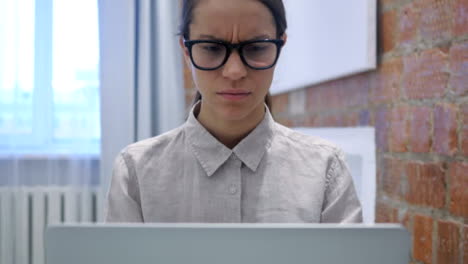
[309,74,371,113]
[403,48,449,99]
[420,0,454,42]
[304,115,319,127]
[375,202,397,223]
[448,162,468,218]
[406,162,446,208]
[399,210,412,231]
[372,58,403,103]
[381,158,404,198]
[359,109,370,126]
[306,85,326,113]
[434,104,457,155]
[461,104,468,155]
[453,0,468,37]
[413,214,433,264]
[271,93,289,116]
[399,1,421,49]
[288,88,306,115]
[343,111,360,127]
[338,73,371,109]
[464,226,468,264]
[410,106,432,153]
[389,106,410,152]
[437,220,460,264]
[449,42,468,96]
[375,107,389,152]
[380,9,398,53]
[318,81,341,111]
[318,113,344,127]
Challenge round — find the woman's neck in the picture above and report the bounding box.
[196,102,265,149]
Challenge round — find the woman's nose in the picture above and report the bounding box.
[222,51,247,80]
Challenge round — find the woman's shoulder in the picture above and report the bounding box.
[272,122,343,156]
[119,125,186,161]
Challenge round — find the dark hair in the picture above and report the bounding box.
[180,0,287,110]
[179,0,287,39]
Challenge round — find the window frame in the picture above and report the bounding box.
[0,0,100,155]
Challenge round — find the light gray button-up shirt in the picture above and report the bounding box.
[105,104,363,223]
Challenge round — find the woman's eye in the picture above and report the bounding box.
[245,44,269,53]
[200,44,223,53]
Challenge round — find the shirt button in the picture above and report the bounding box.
[228,185,238,195]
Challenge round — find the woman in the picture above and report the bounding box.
[105,0,362,223]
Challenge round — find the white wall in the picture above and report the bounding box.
[294,127,376,223]
[272,0,376,94]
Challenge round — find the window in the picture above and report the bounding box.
[0,0,101,155]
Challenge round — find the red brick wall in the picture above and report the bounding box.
[183,0,467,263]
[270,1,467,263]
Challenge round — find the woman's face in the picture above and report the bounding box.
[181,0,285,121]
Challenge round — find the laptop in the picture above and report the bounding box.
[45,223,411,264]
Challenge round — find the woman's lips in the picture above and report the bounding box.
[217,91,251,101]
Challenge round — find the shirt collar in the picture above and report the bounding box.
[184,101,275,177]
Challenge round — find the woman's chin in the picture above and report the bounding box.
[217,108,251,122]
[216,103,264,123]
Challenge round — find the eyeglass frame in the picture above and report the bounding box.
[183,39,285,71]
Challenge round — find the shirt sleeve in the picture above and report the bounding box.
[104,151,144,222]
[320,149,363,223]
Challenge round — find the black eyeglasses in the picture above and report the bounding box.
[184,39,285,71]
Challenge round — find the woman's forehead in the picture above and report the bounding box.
[190,0,276,40]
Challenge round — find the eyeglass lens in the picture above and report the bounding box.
[191,42,278,69]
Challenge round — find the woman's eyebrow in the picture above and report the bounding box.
[197,34,222,40]
[196,34,273,41]
[249,34,271,40]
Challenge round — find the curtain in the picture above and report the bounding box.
[98,0,185,189]
[0,1,185,262]
[1,2,102,261]
[0,0,101,187]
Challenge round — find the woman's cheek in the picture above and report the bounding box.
[193,70,215,88]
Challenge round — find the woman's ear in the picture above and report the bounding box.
[281,33,288,45]
[179,37,192,68]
